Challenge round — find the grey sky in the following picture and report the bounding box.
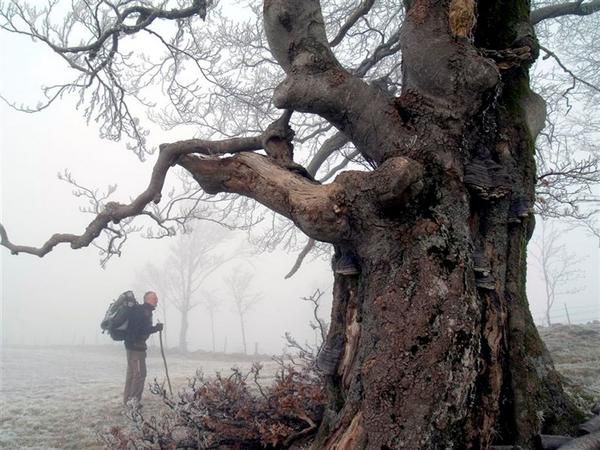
[0,10,598,355]
[0,29,333,353]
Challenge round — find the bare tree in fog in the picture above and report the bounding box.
[202,290,220,353]
[135,263,173,348]
[3,0,600,446]
[225,268,260,355]
[161,225,234,352]
[532,10,600,238]
[532,220,584,326]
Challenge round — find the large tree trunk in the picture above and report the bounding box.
[312,130,579,448]
[314,197,577,448]
[302,1,581,447]
[175,0,584,447]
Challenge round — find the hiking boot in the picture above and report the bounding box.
[476,274,496,290]
[334,254,360,276]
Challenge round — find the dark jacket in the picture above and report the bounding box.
[124,303,160,351]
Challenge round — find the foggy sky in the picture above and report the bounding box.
[1,15,598,355]
[0,30,334,354]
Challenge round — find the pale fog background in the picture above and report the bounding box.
[1,22,599,358]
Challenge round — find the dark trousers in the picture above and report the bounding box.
[124,349,147,404]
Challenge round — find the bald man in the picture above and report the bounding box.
[123,291,163,405]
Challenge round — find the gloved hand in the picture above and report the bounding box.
[155,323,164,332]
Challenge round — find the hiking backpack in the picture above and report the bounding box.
[100,290,138,341]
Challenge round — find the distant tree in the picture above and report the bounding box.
[162,225,234,352]
[225,268,260,355]
[532,220,584,326]
[201,290,221,353]
[135,262,173,348]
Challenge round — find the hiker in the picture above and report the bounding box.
[123,291,163,405]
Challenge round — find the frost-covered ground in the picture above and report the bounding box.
[1,325,598,449]
[0,345,276,449]
[538,323,600,403]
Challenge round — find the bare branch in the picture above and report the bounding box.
[329,0,376,47]
[5,104,412,257]
[535,145,600,224]
[319,150,361,182]
[539,45,600,94]
[178,152,347,243]
[284,238,316,279]
[531,0,600,25]
[0,0,209,55]
[0,0,211,158]
[301,289,328,346]
[0,133,264,257]
[159,136,263,156]
[352,29,402,78]
[306,132,350,178]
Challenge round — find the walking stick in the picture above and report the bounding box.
[158,325,173,396]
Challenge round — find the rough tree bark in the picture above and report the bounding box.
[0,1,587,448]
[179,1,582,446]
[259,1,580,448]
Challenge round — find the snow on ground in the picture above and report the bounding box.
[0,345,277,449]
[1,325,598,449]
[538,324,600,401]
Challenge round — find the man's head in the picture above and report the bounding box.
[143,291,158,309]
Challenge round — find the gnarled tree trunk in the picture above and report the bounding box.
[168,0,584,447]
[260,1,581,448]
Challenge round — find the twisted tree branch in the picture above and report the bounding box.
[0,133,263,257]
[264,0,410,165]
[178,152,346,243]
[0,0,208,55]
[539,45,600,94]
